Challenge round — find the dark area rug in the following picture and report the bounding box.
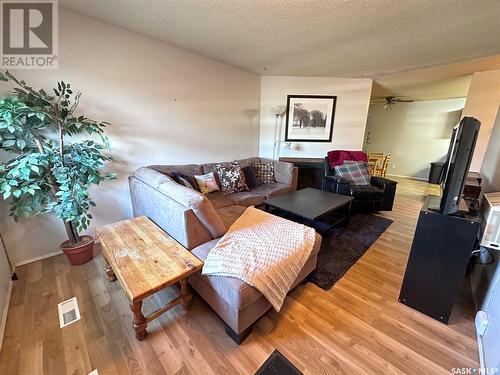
[308,213,393,290]
[254,349,303,375]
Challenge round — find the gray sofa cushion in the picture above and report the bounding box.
[201,162,218,175]
[206,190,234,209]
[236,157,260,168]
[158,181,226,238]
[216,205,246,229]
[227,191,266,207]
[150,164,202,177]
[251,183,291,198]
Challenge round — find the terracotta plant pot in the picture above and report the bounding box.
[60,235,95,265]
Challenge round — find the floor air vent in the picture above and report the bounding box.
[58,297,81,328]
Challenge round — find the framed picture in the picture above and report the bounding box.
[284,95,336,142]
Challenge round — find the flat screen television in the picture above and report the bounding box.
[439,116,480,215]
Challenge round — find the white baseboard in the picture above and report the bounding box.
[13,235,100,268]
[0,279,13,352]
[14,250,63,268]
[386,173,428,182]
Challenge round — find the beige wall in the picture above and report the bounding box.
[462,70,500,171]
[480,108,500,193]
[0,9,261,264]
[364,99,465,179]
[259,76,372,159]
[0,235,11,350]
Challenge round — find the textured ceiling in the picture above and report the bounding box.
[60,0,500,79]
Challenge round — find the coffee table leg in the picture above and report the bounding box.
[345,201,352,227]
[179,279,192,310]
[103,256,117,282]
[130,300,148,340]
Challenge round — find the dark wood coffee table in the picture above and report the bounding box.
[263,188,354,234]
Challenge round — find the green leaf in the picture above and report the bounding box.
[31,165,40,173]
[16,139,26,149]
[2,140,15,147]
[4,112,12,124]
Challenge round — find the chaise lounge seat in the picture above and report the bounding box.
[129,157,321,343]
[189,234,321,343]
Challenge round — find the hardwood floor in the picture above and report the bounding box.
[0,178,478,374]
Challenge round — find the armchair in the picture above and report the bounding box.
[322,157,397,211]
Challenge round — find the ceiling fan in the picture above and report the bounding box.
[371,96,414,110]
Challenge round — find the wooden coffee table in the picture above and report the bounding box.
[96,216,203,340]
[263,188,354,234]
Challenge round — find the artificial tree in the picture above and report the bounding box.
[0,71,114,258]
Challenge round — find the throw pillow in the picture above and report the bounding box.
[215,162,249,195]
[334,161,371,185]
[170,172,200,192]
[242,166,260,188]
[252,162,276,184]
[194,172,220,194]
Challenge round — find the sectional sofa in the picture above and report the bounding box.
[129,157,322,343]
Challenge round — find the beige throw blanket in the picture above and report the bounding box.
[202,207,316,311]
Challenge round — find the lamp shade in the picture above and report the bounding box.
[270,105,286,116]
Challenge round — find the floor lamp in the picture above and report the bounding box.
[271,105,286,160]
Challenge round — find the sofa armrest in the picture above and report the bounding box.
[325,175,349,185]
[157,181,226,238]
[372,177,397,211]
[324,157,334,177]
[290,167,298,192]
[134,167,174,188]
[129,176,213,249]
[371,176,397,189]
[323,175,350,194]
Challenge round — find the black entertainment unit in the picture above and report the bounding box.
[398,196,481,323]
[399,116,484,322]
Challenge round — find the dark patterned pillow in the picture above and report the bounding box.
[252,162,276,184]
[170,172,201,191]
[334,161,371,185]
[242,166,260,188]
[215,161,249,195]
